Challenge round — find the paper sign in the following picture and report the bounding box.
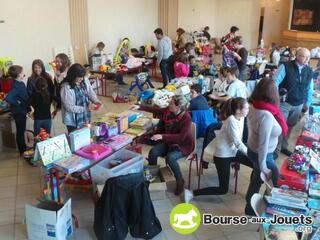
[34,134,72,166]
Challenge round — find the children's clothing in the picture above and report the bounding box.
[5,80,30,153]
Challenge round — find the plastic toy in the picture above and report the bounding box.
[35,128,50,142]
[128,72,154,94]
[139,90,154,101]
[99,64,108,72]
[75,144,112,161]
[0,57,15,76]
[114,38,132,64]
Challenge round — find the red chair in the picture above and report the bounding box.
[187,123,199,189]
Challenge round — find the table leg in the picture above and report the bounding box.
[49,169,55,201]
[55,169,61,203]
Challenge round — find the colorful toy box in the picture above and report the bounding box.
[75,144,112,161]
[69,127,91,152]
[278,159,306,191]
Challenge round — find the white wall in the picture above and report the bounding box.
[178,0,216,34]
[88,0,158,55]
[261,0,291,46]
[0,0,71,76]
[178,0,260,50]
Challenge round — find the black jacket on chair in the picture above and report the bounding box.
[94,173,162,240]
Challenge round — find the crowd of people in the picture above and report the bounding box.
[146,25,314,216]
[4,54,101,165]
[2,24,315,216]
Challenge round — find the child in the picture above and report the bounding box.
[30,77,54,136]
[184,97,252,202]
[174,53,190,78]
[206,54,217,77]
[188,55,200,77]
[4,65,31,155]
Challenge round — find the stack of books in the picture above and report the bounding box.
[265,187,308,212]
[130,117,152,130]
[53,155,91,174]
[103,134,133,151]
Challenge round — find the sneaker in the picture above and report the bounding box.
[184,189,194,203]
[201,160,209,169]
[281,149,293,157]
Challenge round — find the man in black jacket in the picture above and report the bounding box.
[273,47,313,157]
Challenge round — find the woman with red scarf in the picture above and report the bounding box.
[244,78,288,216]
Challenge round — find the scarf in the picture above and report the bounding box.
[74,82,91,128]
[252,100,288,136]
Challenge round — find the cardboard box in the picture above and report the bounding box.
[148,166,175,192]
[25,199,73,240]
[159,166,175,183]
[1,130,16,148]
[0,113,14,132]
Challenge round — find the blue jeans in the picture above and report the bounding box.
[34,119,52,136]
[66,125,78,134]
[278,102,303,150]
[245,148,278,209]
[13,113,27,154]
[159,59,170,87]
[238,67,247,81]
[148,141,184,181]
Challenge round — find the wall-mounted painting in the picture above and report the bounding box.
[292,9,314,26]
[291,0,320,31]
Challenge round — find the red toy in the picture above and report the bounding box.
[35,128,50,141]
[93,102,102,110]
[278,158,306,191]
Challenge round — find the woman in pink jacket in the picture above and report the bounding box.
[174,53,190,78]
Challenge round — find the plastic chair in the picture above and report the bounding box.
[260,172,273,195]
[250,193,266,217]
[187,123,199,189]
[128,72,154,94]
[251,193,267,238]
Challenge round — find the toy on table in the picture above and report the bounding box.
[36,128,50,141]
[103,134,132,151]
[93,122,108,141]
[24,128,50,160]
[302,130,320,142]
[69,127,91,152]
[114,38,131,64]
[75,144,112,161]
[287,153,309,174]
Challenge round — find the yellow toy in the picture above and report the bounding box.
[114,38,132,64]
[0,57,15,76]
[165,84,175,92]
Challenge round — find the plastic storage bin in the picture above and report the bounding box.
[90,149,144,184]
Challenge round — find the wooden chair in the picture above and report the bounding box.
[187,123,199,189]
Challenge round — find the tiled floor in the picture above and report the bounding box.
[0,76,299,240]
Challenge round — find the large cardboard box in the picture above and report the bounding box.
[0,113,14,132]
[25,199,73,240]
[1,130,16,148]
